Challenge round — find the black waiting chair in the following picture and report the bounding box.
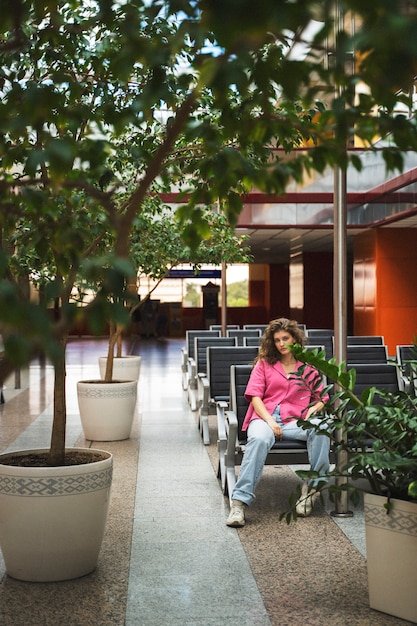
[217,364,312,501]
[243,336,262,347]
[346,344,388,365]
[243,324,268,334]
[346,335,384,346]
[188,336,236,410]
[396,345,417,393]
[181,330,220,390]
[198,345,258,444]
[209,324,240,332]
[226,328,262,346]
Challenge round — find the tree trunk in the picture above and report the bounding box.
[48,336,67,466]
[116,331,123,358]
[105,323,117,382]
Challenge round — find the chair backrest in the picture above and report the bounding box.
[396,344,414,363]
[306,329,334,338]
[351,362,399,401]
[243,324,268,334]
[207,346,258,400]
[229,364,253,441]
[396,344,417,391]
[226,329,261,345]
[306,335,333,359]
[194,336,237,375]
[346,335,384,345]
[209,324,240,331]
[346,344,388,364]
[186,330,220,360]
[305,344,325,353]
[243,336,262,347]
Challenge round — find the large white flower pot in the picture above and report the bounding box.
[98,355,141,382]
[364,492,417,623]
[0,448,113,582]
[77,379,137,441]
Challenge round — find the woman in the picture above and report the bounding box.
[226,317,330,527]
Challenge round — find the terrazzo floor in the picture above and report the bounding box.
[0,337,413,625]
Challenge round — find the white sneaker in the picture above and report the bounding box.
[296,483,319,517]
[226,499,246,527]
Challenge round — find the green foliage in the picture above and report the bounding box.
[280,343,417,522]
[184,282,201,307]
[224,280,248,307]
[1,0,417,463]
[130,202,252,282]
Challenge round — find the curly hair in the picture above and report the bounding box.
[256,317,305,365]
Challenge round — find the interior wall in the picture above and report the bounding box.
[354,228,417,353]
[268,263,290,320]
[248,264,270,309]
[303,251,335,329]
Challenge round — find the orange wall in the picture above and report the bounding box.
[354,228,417,354]
[248,264,270,309]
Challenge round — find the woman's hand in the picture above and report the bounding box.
[305,401,324,420]
[251,396,283,439]
[269,420,283,440]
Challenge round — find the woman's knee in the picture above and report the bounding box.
[247,427,274,451]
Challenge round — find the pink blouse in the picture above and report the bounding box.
[242,358,328,431]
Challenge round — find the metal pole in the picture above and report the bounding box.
[331,164,352,517]
[221,260,227,336]
[331,0,352,517]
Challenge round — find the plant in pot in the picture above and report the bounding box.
[94,200,248,382]
[283,343,417,623]
[77,197,252,442]
[2,0,416,586]
[0,186,118,582]
[0,0,323,582]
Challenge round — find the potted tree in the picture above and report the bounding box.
[2,0,417,584]
[96,203,252,383]
[283,344,417,623]
[0,0,324,581]
[0,191,117,581]
[78,200,252,442]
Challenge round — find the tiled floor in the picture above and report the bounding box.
[0,337,413,625]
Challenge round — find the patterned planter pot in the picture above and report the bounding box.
[0,448,113,582]
[77,379,137,441]
[364,492,417,623]
[98,355,141,382]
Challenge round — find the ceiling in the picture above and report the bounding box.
[240,212,417,265]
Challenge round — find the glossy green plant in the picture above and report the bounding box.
[281,344,417,522]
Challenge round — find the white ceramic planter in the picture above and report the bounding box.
[0,448,113,582]
[364,492,417,623]
[98,355,141,382]
[77,379,137,441]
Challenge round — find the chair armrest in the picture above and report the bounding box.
[216,400,229,491]
[224,409,239,468]
[216,400,229,446]
[399,372,411,392]
[181,348,189,390]
[180,347,188,372]
[187,358,198,410]
[188,357,197,388]
[197,374,211,444]
[197,374,210,412]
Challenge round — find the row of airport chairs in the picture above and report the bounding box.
[218,358,404,502]
[217,340,416,500]
[181,327,417,446]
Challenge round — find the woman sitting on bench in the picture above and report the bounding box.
[226,317,330,527]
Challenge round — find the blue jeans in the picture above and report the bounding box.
[231,406,330,506]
